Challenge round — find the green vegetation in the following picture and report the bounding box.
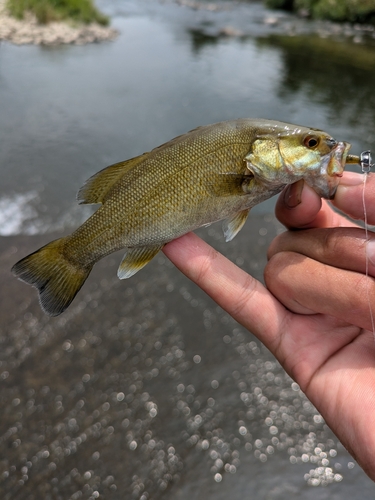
[265,0,294,10]
[7,0,109,25]
[264,0,375,23]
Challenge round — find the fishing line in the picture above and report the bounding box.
[360,151,375,336]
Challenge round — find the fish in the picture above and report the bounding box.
[12,118,356,316]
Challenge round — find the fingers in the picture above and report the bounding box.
[275,172,375,231]
[333,172,375,224]
[275,180,356,230]
[268,226,375,277]
[163,232,287,348]
[265,251,375,332]
[275,181,321,228]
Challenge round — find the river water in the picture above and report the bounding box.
[1,1,375,498]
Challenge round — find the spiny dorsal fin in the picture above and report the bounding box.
[117,244,164,279]
[222,209,250,242]
[149,125,211,155]
[77,153,150,205]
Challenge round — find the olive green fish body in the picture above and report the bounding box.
[12,119,352,316]
[69,121,257,251]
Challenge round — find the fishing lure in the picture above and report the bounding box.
[360,150,374,173]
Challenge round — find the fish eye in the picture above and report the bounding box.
[304,135,320,149]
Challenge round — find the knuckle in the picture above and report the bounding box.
[228,274,257,319]
[267,232,288,259]
[320,228,342,260]
[193,246,220,284]
[265,251,290,286]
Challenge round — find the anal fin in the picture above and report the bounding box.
[117,244,164,279]
[222,209,250,242]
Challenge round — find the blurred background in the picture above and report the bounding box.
[1,0,375,498]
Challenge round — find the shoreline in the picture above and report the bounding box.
[0,0,118,45]
[1,0,374,47]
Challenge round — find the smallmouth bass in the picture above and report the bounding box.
[12,118,355,316]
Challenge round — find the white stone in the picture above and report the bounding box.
[0,0,118,45]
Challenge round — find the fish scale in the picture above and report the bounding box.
[11,118,355,316]
[68,128,251,257]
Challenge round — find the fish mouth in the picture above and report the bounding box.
[306,141,351,199]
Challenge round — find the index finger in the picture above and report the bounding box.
[163,232,286,350]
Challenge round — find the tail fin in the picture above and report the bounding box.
[11,238,92,316]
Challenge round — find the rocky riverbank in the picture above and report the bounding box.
[0,0,118,45]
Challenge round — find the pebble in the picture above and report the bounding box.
[263,16,279,27]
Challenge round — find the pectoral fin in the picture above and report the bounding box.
[222,209,250,242]
[117,244,164,279]
[77,153,150,205]
[208,172,254,197]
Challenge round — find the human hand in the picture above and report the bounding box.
[163,172,375,481]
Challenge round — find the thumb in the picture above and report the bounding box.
[275,180,323,229]
[275,179,356,230]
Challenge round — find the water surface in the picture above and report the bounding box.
[1,1,375,498]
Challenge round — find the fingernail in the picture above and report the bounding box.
[366,239,375,267]
[339,172,364,186]
[283,179,304,209]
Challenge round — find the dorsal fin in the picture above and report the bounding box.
[149,125,210,155]
[77,152,150,205]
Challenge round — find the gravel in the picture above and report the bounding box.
[0,0,118,45]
